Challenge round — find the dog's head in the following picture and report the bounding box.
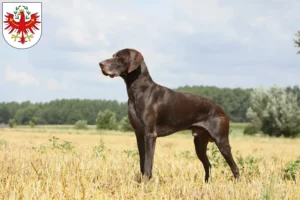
[99,48,144,78]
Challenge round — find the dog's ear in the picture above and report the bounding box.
[128,50,144,73]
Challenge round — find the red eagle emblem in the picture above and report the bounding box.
[4,6,41,44]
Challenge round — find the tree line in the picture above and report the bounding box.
[1,85,299,127]
[0,86,251,125]
[0,99,127,125]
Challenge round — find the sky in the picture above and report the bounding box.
[1,0,299,103]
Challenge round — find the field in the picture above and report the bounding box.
[0,124,300,199]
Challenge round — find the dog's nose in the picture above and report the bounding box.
[99,62,104,68]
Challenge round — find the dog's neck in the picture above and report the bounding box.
[122,61,154,100]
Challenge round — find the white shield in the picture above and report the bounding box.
[2,2,42,49]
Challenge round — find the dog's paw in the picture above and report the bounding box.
[134,173,142,183]
[134,173,151,183]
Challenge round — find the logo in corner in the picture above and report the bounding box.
[2,2,42,49]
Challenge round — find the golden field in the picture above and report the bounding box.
[0,125,299,200]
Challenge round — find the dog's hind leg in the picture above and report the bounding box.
[207,118,240,180]
[215,137,240,179]
[193,129,212,182]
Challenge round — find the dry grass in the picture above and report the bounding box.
[0,127,299,199]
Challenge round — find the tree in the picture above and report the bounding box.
[120,116,134,132]
[96,110,117,130]
[66,109,83,124]
[29,117,38,128]
[15,105,38,125]
[74,120,88,130]
[247,86,300,137]
[8,119,16,128]
[295,30,300,54]
[0,105,10,124]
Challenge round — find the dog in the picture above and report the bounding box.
[99,48,240,182]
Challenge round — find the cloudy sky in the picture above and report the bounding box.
[1,0,299,103]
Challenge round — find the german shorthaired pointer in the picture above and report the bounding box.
[99,48,240,182]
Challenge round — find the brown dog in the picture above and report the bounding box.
[99,48,240,182]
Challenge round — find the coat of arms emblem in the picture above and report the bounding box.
[2,2,42,49]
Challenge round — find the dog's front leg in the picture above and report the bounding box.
[143,131,157,179]
[135,132,145,174]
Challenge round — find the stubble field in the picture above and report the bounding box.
[0,125,299,199]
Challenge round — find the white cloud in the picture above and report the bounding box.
[47,78,68,90]
[172,0,240,41]
[44,0,132,48]
[174,0,234,25]
[69,50,113,69]
[250,16,292,41]
[4,65,40,87]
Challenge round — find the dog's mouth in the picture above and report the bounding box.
[101,69,117,78]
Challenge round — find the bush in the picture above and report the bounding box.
[32,136,76,154]
[283,157,300,181]
[74,120,88,130]
[8,119,16,128]
[247,86,300,137]
[243,125,260,135]
[29,117,38,128]
[96,110,117,130]
[93,139,106,158]
[120,116,134,132]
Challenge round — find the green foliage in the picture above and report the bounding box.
[282,157,300,181]
[122,149,139,159]
[32,136,76,154]
[8,119,16,128]
[59,141,75,153]
[96,110,117,130]
[120,116,134,132]
[295,30,300,54]
[247,86,300,137]
[93,139,106,158]
[29,117,38,128]
[208,144,227,167]
[236,153,261,177]
[32,145,47,154]
[0,105,10,124]
[15,105,38,125]
[243,125,260,135]
[49,136,75,154]
[74,120,88,130]
[1,85,299,126]
[176,86,252,122]
[37,107,62,124]
[0,99,127,125]
[286,85,300,104]
[177,150,196,159]
[49,136,60,149]
[66,110,84,124]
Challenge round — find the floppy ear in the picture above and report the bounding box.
[128,50,144,73]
